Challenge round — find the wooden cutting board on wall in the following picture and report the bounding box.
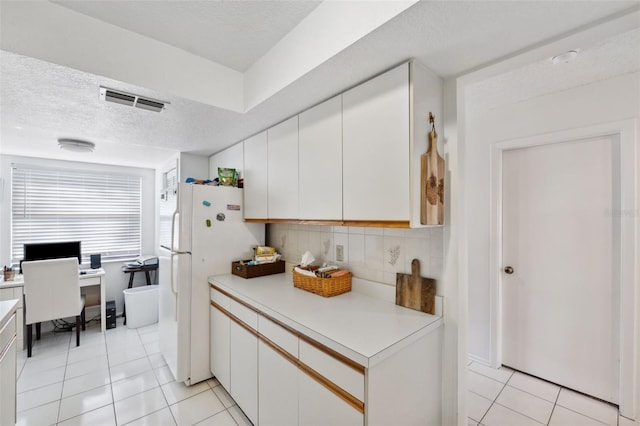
[421,112,445,225]
[395,259,436,314]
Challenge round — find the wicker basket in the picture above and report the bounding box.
[292,269,352,297]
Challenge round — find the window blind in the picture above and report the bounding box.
[11,165,142,264]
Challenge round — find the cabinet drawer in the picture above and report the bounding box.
[0,287,22,309]
[229,298,258,330]
[210,287,230,310]
[299,340,364,401]
[258,316,298,358]
[0,314,16,354]
[79,276,101,286]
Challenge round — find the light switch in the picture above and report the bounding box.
[336,245,344,262]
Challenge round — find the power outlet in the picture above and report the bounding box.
[336,245,344,262]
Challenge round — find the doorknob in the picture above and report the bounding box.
[504,266,514,274]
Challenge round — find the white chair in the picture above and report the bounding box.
[22,257,86,357]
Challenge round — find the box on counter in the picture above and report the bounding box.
[231,260,286,279]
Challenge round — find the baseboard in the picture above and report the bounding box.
[468,353,491,367]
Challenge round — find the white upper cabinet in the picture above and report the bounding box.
[268,116,299,219]
[243,131,268,219]
[241,61,442,227]
[342,63,410,223]
[298,95,343,221]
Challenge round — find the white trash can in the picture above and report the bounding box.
[123,285,159,329]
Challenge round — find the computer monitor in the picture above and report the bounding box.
[22,241,82,273]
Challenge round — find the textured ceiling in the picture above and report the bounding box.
[1,1,639,168]
[465,28,640,110]
[52,0,322,72]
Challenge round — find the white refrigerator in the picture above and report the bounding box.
[158,183,264,385]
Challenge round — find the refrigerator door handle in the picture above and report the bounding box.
[169,252,178,297]
[170,209,179,252]
[161,245,191,256]
[170,251,178,321]
[169,206,180,321]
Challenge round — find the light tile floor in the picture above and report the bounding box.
[467,361,639,426]
[19,322,640,426]
[16,317,253,426]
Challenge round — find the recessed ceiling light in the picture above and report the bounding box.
[58,138,95,153]
[551,49,579,64]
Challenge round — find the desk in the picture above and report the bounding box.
[0,269,107,346]
[121,264,158,288]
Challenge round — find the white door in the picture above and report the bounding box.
[502,136,619,404]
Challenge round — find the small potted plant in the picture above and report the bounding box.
[3,266,15,281]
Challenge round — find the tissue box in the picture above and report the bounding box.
[231,260,285,279]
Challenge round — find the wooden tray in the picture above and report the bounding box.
[231,260,285,279]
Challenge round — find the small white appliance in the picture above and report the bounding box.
[158,181,263,385]
[134,255,159,266]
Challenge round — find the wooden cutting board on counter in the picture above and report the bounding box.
[395,259,436,314]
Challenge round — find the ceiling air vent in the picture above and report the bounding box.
[100,86,168,112]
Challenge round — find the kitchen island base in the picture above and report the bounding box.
[209,273,443,426]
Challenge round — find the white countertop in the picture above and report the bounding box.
[0,299,19,330]
[1,268,105,290]
[0,277,23,289]
[209,273,442,367]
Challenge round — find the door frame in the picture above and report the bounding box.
[488,119,638,417]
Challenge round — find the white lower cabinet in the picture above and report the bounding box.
[298,370,363,426]
[230,321,258,425]
[211,290,259,425]
[0,287,23,351]
[0,313,17,426]
[210,282,442,426]
[210,305,230,390]
[258,339,298,426]
[211,287,363,426]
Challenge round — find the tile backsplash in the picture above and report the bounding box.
[267,224,444,286]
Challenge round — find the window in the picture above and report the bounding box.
[11,164,142,264]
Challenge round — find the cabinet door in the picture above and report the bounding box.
[267,116,299,219]
[244,132,268,219]
[343,63,410,221]
[298,95,343,220]
[230,321,258,425]
[0,288,22,351]
[210,305,230,391]
[258,340,298,426]
[0,323,16,426]
[299,371,363,426]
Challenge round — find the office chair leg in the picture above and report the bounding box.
[75,315,81,347]
[81,307,86,331]
[27,324,32,357]
[35,322,41,340]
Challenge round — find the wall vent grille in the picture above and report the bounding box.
[99,87,168,112]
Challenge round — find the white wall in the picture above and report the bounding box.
[464,71,640,365]
[267,224,445,290]
[209,142,244,181]
[0,155,157,315]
